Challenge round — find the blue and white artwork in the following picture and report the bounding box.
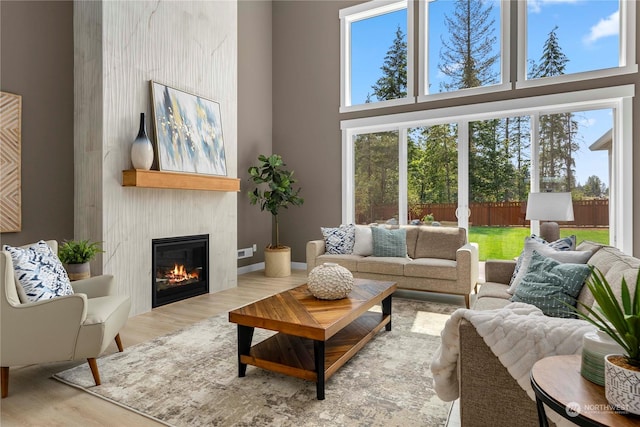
[151,81,227,176]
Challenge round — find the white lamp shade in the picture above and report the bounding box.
[526,192,575,221]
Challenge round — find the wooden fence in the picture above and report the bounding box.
[366,199,609,227]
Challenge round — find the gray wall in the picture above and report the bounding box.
[272,0,640,260]
[237,0,273,266]
[0,1,74,247]
[2,1,640,263]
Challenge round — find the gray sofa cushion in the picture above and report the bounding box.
[357,256,411,275]
[316,254,363,271]
[414,227,466,260]
[404,258,457,280]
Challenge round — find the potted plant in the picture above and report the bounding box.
[573,266,640,415]
[248,154,303,277]
[58,239,104,281]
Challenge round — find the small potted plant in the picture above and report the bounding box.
[58,239,104,281]
[248,154,303,277]
[573,266,640,415]
[422,213,435,224]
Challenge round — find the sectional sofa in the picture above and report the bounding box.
[306,225,479,308]
[458,241,640,427]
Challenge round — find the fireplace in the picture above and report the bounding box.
[152,234,209,308]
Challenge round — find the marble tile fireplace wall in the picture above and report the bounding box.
[74,1,238,316]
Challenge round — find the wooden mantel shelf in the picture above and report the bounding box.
[122,169,240,192]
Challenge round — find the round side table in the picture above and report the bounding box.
[530,354,640,427]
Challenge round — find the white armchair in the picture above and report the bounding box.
[0,240,131,397]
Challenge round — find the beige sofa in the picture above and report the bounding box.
[306,225,479,308]
[458,241,640,427]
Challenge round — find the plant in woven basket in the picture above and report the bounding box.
[58,239,104,264]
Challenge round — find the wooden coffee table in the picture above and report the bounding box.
[228,278,397,400]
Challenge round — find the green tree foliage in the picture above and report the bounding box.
[371,26,407,101]
[534,27,580,192]
[354,132,399,223]
[438,0,498,91]
[582,175,608,198]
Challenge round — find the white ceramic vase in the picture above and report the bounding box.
[308,262,353,300]
[604,354,640,415]
[131,112,154,170]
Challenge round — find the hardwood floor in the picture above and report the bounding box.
[0,269,469,426]
[0,270,308,427]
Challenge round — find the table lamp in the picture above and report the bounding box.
[525,192,574,242]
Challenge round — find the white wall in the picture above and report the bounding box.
[74,0,238,316]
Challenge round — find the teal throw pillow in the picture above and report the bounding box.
[511,250,591,318]
[371,227,407,258]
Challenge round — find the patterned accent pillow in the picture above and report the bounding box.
[511,250,591,318]
[508,235,576,291]
[371,227,407,257]
[3,241,74,303]
[508,237,590,295]
[321,224,356,255]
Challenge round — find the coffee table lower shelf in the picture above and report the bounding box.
[239,311,390,398]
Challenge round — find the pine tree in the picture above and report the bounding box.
[371,26,407,101]
[438,0,498,91]
[534,26,579,192]
[533,26,568,78]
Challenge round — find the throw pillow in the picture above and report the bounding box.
[508,235,577,293]
[352,225,373,256]
[321,224,355,255]
[371,227,407,257]
[3,241,74,303]
[507,238,591,294]
[510,250,591,318]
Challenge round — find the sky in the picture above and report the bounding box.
[350,0,619,188]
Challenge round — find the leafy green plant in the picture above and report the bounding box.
[248,154,304,249]
[572,266,640,368]
[422,213,435,223]
[58,240,104,264]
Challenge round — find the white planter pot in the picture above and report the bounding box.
[604,354,640,415]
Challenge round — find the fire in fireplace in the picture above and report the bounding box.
[152,234,209,308]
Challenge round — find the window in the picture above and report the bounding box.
[341,86,634,255]
[419,0,510,100]
[340,0,414,112]
[354,131,400,224]
[517,0,637,87]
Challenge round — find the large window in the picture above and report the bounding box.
[340,0,414,112]
[518,0,637,87]
[419,0,510,100]
[342,86,634,256]
[341,0,636,110]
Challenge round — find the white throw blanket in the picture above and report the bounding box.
[431,302,595,426]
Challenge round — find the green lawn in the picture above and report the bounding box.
[468,226,609,261]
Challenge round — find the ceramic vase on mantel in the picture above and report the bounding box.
[131,112,154,170]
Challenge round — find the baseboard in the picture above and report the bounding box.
[237,262,307,275]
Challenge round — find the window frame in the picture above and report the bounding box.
[516,0,638,89]
[340,0,414,113]
[417,0,512,102]
[341,85,634,253]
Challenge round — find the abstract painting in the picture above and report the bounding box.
[150,81,227,176]
[0,91,22,232]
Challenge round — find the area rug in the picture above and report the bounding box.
[54,298,457,427]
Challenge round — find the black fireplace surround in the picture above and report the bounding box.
[152,234,209,308]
